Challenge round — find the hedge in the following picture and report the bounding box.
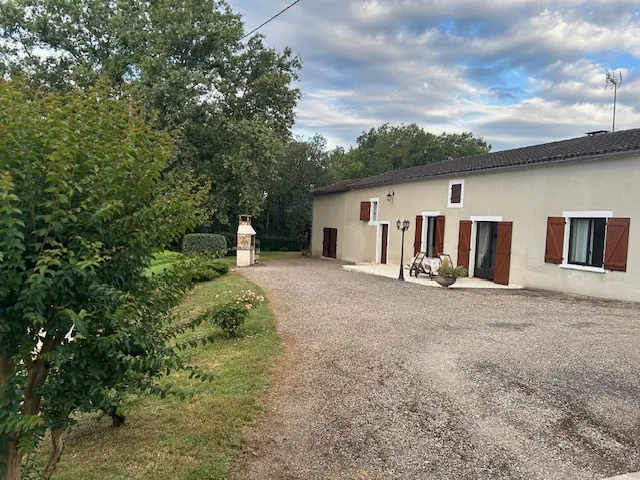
[182,233,228,257]
[189,258,230,283]
[258,236,301,252]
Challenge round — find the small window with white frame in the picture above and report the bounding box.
[448,179,464,208]
[369,198,379,222]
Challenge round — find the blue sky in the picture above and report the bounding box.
[229,0,640,151]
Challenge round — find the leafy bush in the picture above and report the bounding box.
[0,81,210,479]
[211,290,265,336]
[220,232,236,251]
[150,251,184,268]
[437,258,469,278]
[188,256,230,283]
[182,233,227,257]
[259,236,300,252]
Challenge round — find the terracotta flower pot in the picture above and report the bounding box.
[435,275,457,287]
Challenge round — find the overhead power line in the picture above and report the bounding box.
[241,0,303,40]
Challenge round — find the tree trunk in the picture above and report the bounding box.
[3,438,22,480]
[0,358,20,479]
[41,429,64,480]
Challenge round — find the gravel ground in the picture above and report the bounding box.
[233,258,640,480]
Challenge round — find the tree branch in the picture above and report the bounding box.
[41,429,64,480]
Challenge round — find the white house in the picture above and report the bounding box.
[312,129,639,302]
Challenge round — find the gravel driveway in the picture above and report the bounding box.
[234,258,640,480]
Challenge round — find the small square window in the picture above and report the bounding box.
[448,180,464,208]
[568,217,606,267]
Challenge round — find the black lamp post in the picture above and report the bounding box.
[396,219,410,281]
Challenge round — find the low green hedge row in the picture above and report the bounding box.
[189,257,230,283]
[182,233,228,257]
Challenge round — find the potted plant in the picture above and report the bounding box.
[435,258,468,287]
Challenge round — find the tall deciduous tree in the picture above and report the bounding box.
[0,0,301,223]
[330,123,491,180]
[0,80,209,480]
[255,135,334,248]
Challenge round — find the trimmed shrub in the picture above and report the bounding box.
[182,233,227,257]
[188,256,230,283]
[259,236,300,252]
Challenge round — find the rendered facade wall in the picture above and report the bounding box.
[311,154,640,301]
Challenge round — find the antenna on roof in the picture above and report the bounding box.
[605,70,623,132]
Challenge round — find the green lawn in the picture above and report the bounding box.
[217,250,302,268]
[148,250,303,273]
[41,272,282,480]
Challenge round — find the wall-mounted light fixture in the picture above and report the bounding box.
[387,189,395,202]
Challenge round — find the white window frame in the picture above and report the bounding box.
[468,215,503,278]
[375,221,390,264]
[448,179,465,208]
[420,211,440,254]
[559,210,613,274]
[369,197,380,224]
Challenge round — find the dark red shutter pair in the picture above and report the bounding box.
[414,215,445,256]
[457,220,513,285]
[544,217,630,271]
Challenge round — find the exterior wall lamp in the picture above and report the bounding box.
[387,189,395,202]
[396,219,410,281]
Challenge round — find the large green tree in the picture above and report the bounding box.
[254,135,334,248]
[0,0,301,224]
[330,123,491,180]
[0,80,209,480]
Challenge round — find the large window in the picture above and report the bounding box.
[568,218,606,267]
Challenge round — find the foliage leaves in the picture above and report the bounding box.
[0,0,302,224]
[182,234,228,257]
[329,123,491,180]
[0,79,210,478]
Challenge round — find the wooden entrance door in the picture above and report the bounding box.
[474,222,498,280]
[323,228,337,259]
[380,224,389,264]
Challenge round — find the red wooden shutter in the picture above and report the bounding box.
[414,215,423,255]
[494,221,513,285]
[359,201,371,221]
[435,215,445,256]
[457,220,472,269]
[604,218,630,272]
[544,217,565,264]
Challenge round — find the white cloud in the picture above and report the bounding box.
[230,0,640,150]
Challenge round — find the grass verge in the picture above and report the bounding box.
[42,272,281,480]
[148,250,303,273]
